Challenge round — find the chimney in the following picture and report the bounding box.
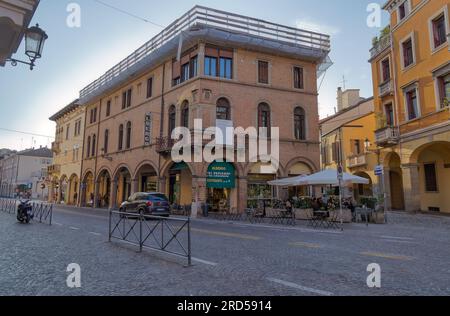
[337,87,343,112]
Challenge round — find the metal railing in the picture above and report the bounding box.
[0,198,17,214]
[370,34,391,59]
[0,198,53,225]
[379,80,393,97]
[80,5,330,99]
[347,154,367,168]
[375,126,399,145]
[31,202,53,225]
[109,210,191,266]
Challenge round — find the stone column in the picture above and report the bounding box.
[110,180,118,209]
[158,176,167,194]
[383,168,392,211]
[93,181,100,208]
[56,180,62,204]
[198,43,205,76]
[402,163,421,212]
[131,178,139,194]
[191,176,207,218]
[237,177,248,214]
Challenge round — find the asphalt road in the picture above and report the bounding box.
[0,205,449,296]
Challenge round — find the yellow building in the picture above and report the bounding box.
[370,0,450,213]
[320,90,377,201]
[48,99,85,205]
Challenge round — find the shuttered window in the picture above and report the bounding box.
[258,61,269,84]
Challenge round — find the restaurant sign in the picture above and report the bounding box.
[206,162,235,189]
[144,113,152,146]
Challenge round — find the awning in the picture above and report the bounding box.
[268,169,369,187]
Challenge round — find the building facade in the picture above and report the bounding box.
[0,147,52,199]
[370,0,450,213]
[48,99,85,205]
[320,89,377,201]
[77,6,331,214]
[0,0,39,66]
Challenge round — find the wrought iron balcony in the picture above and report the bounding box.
[155,136,175,154]
[379,80,393,97]
[375,127,399,146]
[47,164,60,175]
[347,154,367,168]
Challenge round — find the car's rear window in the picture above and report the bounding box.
[145,194,168,201]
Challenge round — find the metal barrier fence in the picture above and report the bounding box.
[109,210,191,266]
[0,198,53,225]
[31,202,53,225]
[0,198,17,214]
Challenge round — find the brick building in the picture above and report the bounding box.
[75,6,331,214]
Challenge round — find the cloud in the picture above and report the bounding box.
[295,18,340,36]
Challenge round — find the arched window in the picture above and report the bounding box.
[126,122,132,149]
[258,102,271,137]
[86,136,91,158]
[216,98,231,120]
[91,134,96,157]
[118,124,124,151]
[180,101,189,128]
[294,107,306,140]
[168,105,176,136]
[104,129,109,154]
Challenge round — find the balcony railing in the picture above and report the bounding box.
[379,80,393,97]
[370,34,391,59]
[375,127,399,146]
[347,154,367,168]
[47,164,61,175]
[79,5,330,100]
[155,136,175,154]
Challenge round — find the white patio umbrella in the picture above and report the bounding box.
[294,169,370,186]
[267,175,307,187]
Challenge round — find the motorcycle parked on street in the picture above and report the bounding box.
[17,200,33,224]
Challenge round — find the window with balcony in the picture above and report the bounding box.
[424,163,438,192]
[431,13,447,50]
[405,88,419,120]
[381,58,390,82]
[293,67,304,89]
[104,129,109,154]
[351,139,362,155]
[258,61,269,84]
[401,37,414,68]
[384,103,394,126]
[168,105,176,137]
[181,62,190,83]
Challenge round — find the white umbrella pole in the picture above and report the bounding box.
[339,179,344,231]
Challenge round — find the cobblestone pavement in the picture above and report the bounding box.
[0,205,449,296]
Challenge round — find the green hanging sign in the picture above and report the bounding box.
[207,162,235,189]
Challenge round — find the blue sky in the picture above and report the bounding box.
[0,0,388,150]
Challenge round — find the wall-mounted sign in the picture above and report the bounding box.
[207,162,235,189]
[144,113,152,146]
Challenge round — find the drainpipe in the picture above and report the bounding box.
[158,62,167,190]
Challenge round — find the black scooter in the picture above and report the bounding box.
[17,200,33,224]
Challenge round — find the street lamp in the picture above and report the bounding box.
[6,24,48,70]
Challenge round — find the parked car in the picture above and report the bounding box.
[119,192,170,218]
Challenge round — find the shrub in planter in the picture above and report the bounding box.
[360,196,377,209]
